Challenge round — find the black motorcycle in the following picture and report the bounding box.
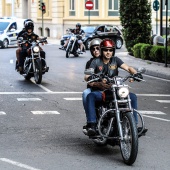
[83,68,146,165]
[16,37,49,84]
[65,33,85,58]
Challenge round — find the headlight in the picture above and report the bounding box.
[71,36,75,40]
[33,46,39,53]
[117,87,129,98]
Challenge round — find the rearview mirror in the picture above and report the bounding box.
[137,67,146,73]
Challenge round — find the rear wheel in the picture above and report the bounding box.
[34,59,42,84]
[120,112,138,165]
[66,44,71,58]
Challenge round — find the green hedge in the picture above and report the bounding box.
[132,43,170,63]
[132,43,145,58]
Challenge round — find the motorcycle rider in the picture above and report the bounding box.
[84,38,148,136]
[59,23,85,53]
[82,38,102,126]
[16,19,33,70]
[18,21,47,73]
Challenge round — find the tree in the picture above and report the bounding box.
[119,0,152,53]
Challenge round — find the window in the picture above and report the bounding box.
[162,0,170,16]
[108,0,119,16]
[84,0,99,16]
[69,0,75,16]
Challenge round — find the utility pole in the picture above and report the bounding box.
[165,0,168,67]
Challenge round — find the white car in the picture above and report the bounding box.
[0,18,25,48]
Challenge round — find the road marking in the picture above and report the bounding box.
[17,98,42,101]
[0,158,41,170]
[10,59,13,64]
[30,79,53,92]
[0,111,6,115]
[64,98,82,100]
[144,74,170,82]
[138,111,166,115]
[137,94,170,97]
[142,115,170,122]
[156,100,170,103]
[0,92,82,94]
[31,111,60,114]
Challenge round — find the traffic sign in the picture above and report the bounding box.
[153,0,160,11]
[85,1,93,10]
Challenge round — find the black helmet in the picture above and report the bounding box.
[24,19,33,27]
[76,23,81,28]
[25,21,34,32]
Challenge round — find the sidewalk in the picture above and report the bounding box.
[47,38,170,80]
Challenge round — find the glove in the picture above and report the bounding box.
[89,82,112,91]
[133,73,143,82]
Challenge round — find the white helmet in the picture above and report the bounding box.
[89,38,102,57]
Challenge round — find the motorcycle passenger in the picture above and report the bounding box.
[18,21,46,73]
[16,19,33,70]
[59,23,85,53]
[82,38,102,123]
[84,38,148,136]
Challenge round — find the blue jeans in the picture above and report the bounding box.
[85,91,138,124]
[82,88,91,116]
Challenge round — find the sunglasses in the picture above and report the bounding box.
[103,49,113,52]
[92,47,100,51]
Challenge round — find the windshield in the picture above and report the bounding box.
[0,22,10,31]
[81,26,96,33]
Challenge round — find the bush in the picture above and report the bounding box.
[132,43,145,58]
[149,46,165,62]
[141,44,152,60]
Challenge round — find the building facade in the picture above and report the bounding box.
[0,0,169,38]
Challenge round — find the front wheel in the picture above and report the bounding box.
[66,44,72,58]
[120,112,138,165]
[34,59,42,84]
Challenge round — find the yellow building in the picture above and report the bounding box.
[0,0,169,39]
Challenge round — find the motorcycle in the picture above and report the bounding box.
[65,33,85,58]
[16,37,49,84]
[83,67,146,165]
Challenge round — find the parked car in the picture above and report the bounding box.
[0,18,25,48]
[60,24,124,50]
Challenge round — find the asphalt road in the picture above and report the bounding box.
[0,44,170,170]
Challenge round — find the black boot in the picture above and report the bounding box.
[87,123,97,136]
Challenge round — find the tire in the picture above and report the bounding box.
[66,44,71,58]
[1,39,8,48]
[85,39,91,50]
[116,38,123,49]
[34,59,42,84]
[120,112,138,165]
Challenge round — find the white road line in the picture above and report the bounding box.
[0,92,82,94]
[17,98,42,101]
[143,115,170,122]
[31,111,60,114]
[30,79,53,92]
[0,158,41,170]
[156,100,170,103]
[0,111,6,115]
[136,94,170,97]
[144,74,170,82]
[64,98,82,100]
[10,59,13,64]
[138,111,166,115]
